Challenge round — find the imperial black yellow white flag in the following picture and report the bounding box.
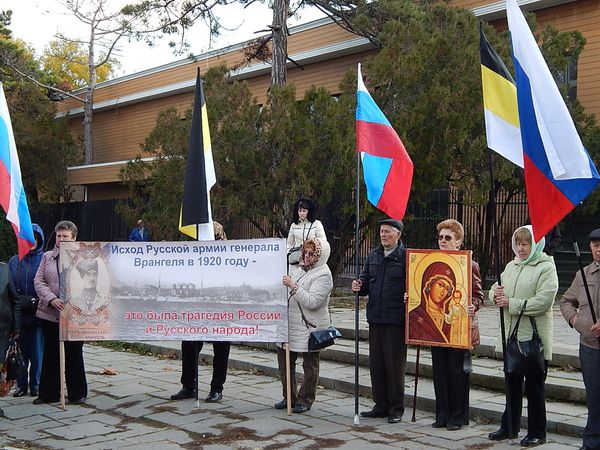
[480,25,523,168]
[179,69,216,240]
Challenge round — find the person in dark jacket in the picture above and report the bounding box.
[170,221,231,403]
[8,224,45,398]
[128,219,151,242]
[1,262,21,417]
[351,218,407,424]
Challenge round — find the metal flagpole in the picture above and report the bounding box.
[195,224,200,407]
[353,134,361,426]
[487,147,513,441]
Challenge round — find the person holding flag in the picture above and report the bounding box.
[561,228,600,450]
[171,69,231,404]
[351,218,407,424]
[352,63,413,424]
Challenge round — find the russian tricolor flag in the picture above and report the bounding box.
[356,64,413,220]
[507,0,600,241]
[0,83,35,259]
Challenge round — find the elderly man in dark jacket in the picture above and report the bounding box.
[352,218,407,424]
[1,262,21,417]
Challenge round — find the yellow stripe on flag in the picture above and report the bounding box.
[481,65,520,128]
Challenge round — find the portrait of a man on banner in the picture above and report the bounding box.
[60,242,112,340]
[406,250,472,349]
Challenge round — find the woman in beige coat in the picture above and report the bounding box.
[276,237,333,413]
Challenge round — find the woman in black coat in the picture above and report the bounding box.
[0,262,21,416]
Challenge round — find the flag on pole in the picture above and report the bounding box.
[179,69,216,241]
[507,0,600,241]
[480,25,523,168]
[356,64,413,220]
[0,83,35,259]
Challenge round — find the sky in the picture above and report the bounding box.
[7,0,325,79]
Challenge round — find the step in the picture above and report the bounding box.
[133,340,588,438]
[240,336,587,405]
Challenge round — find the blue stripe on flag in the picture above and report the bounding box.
[356,91,392,127]
[514,60,600,205]
[0,118,11,167]
[362,152,392,206]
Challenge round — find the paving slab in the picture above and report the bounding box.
[0,344,586,449]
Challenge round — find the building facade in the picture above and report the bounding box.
[59,0,600,201]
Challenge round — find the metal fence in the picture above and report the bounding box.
[25,190,533,284]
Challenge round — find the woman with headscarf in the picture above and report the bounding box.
[275,237,333,413]
[488,225,558,447]
[286,198,326,265]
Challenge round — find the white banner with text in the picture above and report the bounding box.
[57,239,288,342]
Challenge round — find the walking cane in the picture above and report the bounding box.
[411,346,420,422]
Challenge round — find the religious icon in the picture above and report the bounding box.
[406,249,472,349]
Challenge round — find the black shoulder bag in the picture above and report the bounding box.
[505,300,545,375]
[288,222,314,266]
[293,289,341,351]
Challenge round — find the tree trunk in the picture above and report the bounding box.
[84,29,97,164]
[271,0,289,86]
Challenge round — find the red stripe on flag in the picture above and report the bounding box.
[524,155,575,242]
[357,121,409,159]
[377,156,414,220]
[0,160,11,211]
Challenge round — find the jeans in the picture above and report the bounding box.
[16,324,44,392]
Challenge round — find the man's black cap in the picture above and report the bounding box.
[589,228,600,241]
[379,218,403,232]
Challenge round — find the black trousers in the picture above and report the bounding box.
[368,324,407,417]
[500,361,548,439]
[431,347,470,426]
[180,340,231,393]
[38,320,87,402]
[276,346,320,407]
[580,344,600,449]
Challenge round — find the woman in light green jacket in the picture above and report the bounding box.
[488,225,558,448]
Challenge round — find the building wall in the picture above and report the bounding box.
[63,1,600,201]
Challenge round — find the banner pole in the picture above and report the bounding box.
[285,343,292,416]
[353,127,361,426]
[487,147,513,441]
[194,341,200,407]
[59,341,66,410]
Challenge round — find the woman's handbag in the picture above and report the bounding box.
[295,298,342,351]
[288,246,302,265]
[308,326,343,351]
[19,294,39,316]
[505,301,545,375]
[0,363,15,397]
[287,222,314,265]
[5,338,27,381]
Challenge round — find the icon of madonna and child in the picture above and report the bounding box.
[406,250,473,349]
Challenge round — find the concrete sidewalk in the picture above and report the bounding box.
[0,345,584,449]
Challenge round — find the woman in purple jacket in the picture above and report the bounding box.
[33,220,87,405]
